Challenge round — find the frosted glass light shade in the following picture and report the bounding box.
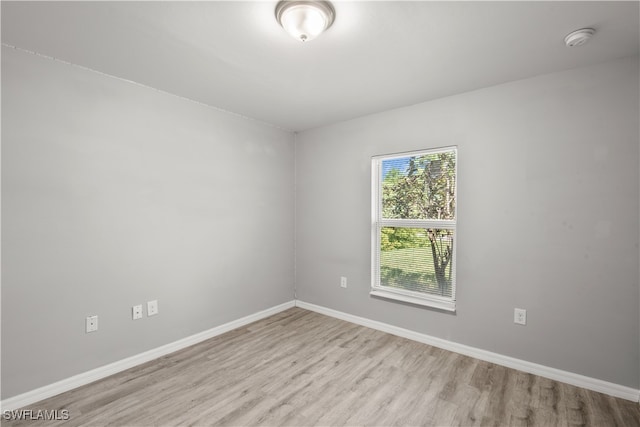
[275,1,335,42]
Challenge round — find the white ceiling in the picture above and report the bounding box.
[2,1,639,131]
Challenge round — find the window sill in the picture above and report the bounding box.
[370,288,456,312]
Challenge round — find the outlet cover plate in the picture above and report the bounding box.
[514,308,527,325]
[147,300,158,316]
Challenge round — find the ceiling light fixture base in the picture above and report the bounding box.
[275,0,336,42]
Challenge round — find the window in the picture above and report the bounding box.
[371,147,457,311]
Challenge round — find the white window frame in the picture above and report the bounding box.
[370,146,457,312]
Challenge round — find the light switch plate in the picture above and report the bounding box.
[86,315,98,333]
[132,305,143,320]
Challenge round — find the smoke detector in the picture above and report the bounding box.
[564,28,595,47]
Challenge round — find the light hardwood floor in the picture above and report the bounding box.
[5,307,640,426]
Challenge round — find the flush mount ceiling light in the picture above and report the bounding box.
[564,28,595,47]
[275,0,335,42]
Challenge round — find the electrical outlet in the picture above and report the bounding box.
[514,308,527,325]
[132,304,143,320]
[86,315,98,333]
[147,300,158,316]
[340,276,347,288]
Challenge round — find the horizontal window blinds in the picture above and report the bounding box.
[372,147,457,309]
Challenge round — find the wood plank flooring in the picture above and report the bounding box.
[4,307,640,426]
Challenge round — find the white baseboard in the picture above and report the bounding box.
[1,300,296,411]
[295,300,640,403]
[3,298,638,411]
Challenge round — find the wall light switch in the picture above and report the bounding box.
[132,304,143,320]
[86,315,98,333]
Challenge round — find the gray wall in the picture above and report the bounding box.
[2,44,638,400]
[295,56,640,388]
[1,47,295,398]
